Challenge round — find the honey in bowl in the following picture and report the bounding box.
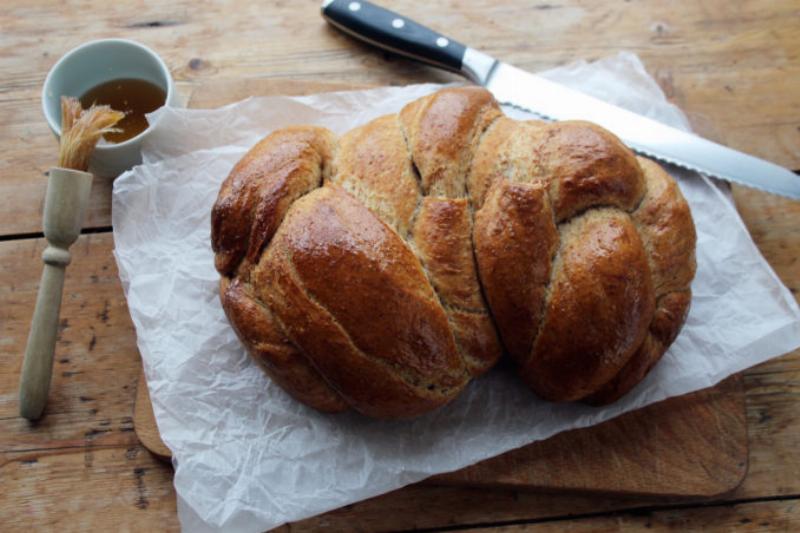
[79,78,166,143]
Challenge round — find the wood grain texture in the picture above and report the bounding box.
[434,377,745,496]
[3,446,178,531]
[0,234,798,533]
[489,498,800,532]
[0,235,139,449]
[1,0,799,531]
[1,1,798,235]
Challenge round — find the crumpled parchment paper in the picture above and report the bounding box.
[112,52,800,532]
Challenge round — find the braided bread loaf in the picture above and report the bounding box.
[211,87,696,418]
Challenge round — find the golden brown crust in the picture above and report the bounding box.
[331,115,420,236]
[467,119,644,220]
[258,186,468,418]
[522,210,655,401]
[400,86,501,197]
[632,157,697,293]
[586,290,691,405]
[211,127,335,275]
[212,87,697,416]
[474,180,558,362]
[271,186,465,384]
[220,277,347,413]
[467,116,521,209]
[260,243,459,418]
[411,197,502,375]
[539,121,645,221]
[413,198,483,310]
[585,158,697,404]
[398,88,503,376]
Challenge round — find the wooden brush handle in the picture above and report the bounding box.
[19,167,92,421]
[19,250,69,420]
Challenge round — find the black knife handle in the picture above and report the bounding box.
[322,0,466,73]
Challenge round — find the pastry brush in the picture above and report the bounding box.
[19,97,123,421]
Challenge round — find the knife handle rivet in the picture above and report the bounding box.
[348,1,361,11]
[392,18,405,29]
[436,37,449,47]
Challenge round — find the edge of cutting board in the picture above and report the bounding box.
[134,370,747,498]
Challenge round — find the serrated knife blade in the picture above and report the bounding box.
[322,0,800,200]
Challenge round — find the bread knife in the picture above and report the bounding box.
[321,0,800,200]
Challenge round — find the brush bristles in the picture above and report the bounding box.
[57,96,125,171]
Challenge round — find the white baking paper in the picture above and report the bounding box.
[112,52,800,532]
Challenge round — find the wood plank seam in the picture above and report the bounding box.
[403,492,800,532]
[0,225,113,243]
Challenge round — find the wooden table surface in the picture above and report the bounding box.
[2,1,799,531]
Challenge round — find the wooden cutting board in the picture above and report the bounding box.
[133,78,748,498]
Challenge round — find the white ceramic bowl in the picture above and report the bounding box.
[41,39,178,177]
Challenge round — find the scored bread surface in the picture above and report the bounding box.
[211,87,697,418]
